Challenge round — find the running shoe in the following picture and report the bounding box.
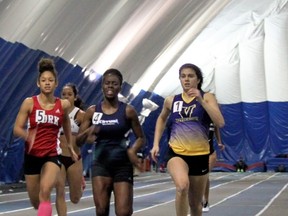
[202,201,209,212]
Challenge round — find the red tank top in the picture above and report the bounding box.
[26,96,64,157]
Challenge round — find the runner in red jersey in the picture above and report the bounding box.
[26,95,64,157]
[13,58,78,216]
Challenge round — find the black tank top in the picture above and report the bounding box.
[92,102,131,163]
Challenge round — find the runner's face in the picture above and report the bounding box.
[102,74,121,99]
[61,86,75,106]
[179,68,199,91]
[38,71,57,94]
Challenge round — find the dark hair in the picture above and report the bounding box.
[63,82,84,109]
[179,63,203,90]
[37,58,57,81]
[75,97,84,110]
[64,82,78,97]
[102,68,123,86]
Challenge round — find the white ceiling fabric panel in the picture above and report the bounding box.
[264,12,288,102]
[0,0,287,101]
[215,57,241,104]
[161,0,288,99]
[153,0,288,98]
[239,37,266,103]
[134,0,230,95]
[0,0,230,95]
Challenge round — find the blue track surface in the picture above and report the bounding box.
[0,172,287,216]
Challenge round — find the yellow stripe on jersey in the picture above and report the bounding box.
[169,140,210,156]
[169,121,210,156]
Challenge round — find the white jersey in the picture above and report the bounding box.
[60,107,80,135]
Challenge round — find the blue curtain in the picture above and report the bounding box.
[1,38,288,182]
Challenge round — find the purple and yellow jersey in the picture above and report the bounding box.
[169,93,211,156]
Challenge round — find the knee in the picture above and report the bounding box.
[96,207,109,216]
[175,181,189,196]
[70,189,82,204]
[70,195,81,204]
[31,201,39,210]
[39,188,51,200]
[115,208,132,216]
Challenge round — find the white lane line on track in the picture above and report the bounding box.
[0,197,29,204]
[0,191,27,197]
[63,187,176,215]
[135,180,173,189]
[0,174,170,198]
[0,177,173,214]
[1,173,281,215]
[255,182,288,216]
[133,199,175,213]
[0,173,259,214]
[212,172,235,180]
[210,172,257,189]
[210,173,279,209]
[0,207,34,214]
[65,173,262,215]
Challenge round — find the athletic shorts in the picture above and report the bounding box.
[165,147,209,176]
[59,155,81,170]
[91,160,133,184]
[209,138,215,155]
[208,123,215,155]
[24,154,62,175]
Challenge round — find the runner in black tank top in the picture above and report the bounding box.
[76,68,145,216]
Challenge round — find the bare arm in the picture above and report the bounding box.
[188,89,225,128]
[126,104,146,168]
[76,105,96,146]
[203,93,224,128]
[126,104,146,153]
[76,109,86,125]
[61,99,72,145]
[215,126,225,151]
[150,96,173,162]
[61,99,78,161]
[201,93,225,128]
[13,97,33,140]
